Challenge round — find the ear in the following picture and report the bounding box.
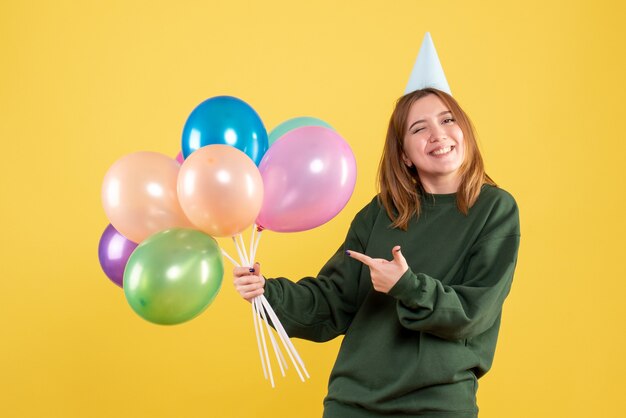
[402,153,413,168]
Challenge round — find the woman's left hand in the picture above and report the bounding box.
[347,245,409,293]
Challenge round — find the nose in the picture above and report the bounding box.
[428,123,446,142]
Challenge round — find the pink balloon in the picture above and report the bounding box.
[175,151,184,164]
[102,152,194,243]
[178,144,264,237]
[256,126,356,232]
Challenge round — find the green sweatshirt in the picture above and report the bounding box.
[264,185,520,417]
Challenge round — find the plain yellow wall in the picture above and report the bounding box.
[1,0,625,417]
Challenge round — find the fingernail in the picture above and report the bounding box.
[345,250,351,256]
[249,268,255,272]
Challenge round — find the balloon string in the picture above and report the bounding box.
[251,230,263,266]
[255,297,275,387]
[257,296,287,377]
[252,296,268,380]
[228,227,306,385]
[274,323,289,371]
[249,225,257,266]
[231,234,269,383]
[237,233,250,266]
[221,249,240,267]
[260,295,307,381]
[232,236,247,266]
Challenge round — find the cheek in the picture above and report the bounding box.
[457,141,468,165]
[402,138,426,161]
[453,126,464,142]
[454,129,465,158]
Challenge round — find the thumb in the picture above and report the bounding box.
[392,246,407,265]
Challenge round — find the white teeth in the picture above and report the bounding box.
[431,146,452,156]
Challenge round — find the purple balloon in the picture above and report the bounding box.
[98,224,138,287]
[256,126,357,232]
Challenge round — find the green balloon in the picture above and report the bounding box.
[268,116,333,147]
[123,228,224,325]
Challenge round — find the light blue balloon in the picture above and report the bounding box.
[181,96,268,165]
[268,116,333,147]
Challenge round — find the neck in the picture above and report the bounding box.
[419,174,461,194]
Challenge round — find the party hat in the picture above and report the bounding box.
[404,32,451,95]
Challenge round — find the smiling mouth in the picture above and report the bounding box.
[429,145,455,157]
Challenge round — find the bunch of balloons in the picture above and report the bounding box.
[98,96,357,329]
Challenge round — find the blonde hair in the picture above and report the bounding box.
[377,88,496,230]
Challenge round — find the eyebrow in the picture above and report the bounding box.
[408,111,453,131]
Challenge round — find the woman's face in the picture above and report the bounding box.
[402,94,465,193]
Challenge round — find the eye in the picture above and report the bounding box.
[411,126,425,134]
[442,118,456,124]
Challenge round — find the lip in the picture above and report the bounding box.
[428,145,455,157]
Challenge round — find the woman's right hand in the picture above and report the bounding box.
[233,262,265,302]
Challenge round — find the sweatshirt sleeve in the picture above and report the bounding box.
[388,197,520,341]
[263,199,378,342]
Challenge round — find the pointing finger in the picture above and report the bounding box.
[346,250,375,266]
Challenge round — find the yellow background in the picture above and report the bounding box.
[1,0,624,417]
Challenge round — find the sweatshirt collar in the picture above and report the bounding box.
[420,191,457,206]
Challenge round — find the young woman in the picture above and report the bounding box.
[234,88,520,418]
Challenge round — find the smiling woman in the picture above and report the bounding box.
[402,96,465,192]
[233,88,520,418]
[380,88,497,230]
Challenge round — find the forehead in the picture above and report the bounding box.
[407,94,449,121]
